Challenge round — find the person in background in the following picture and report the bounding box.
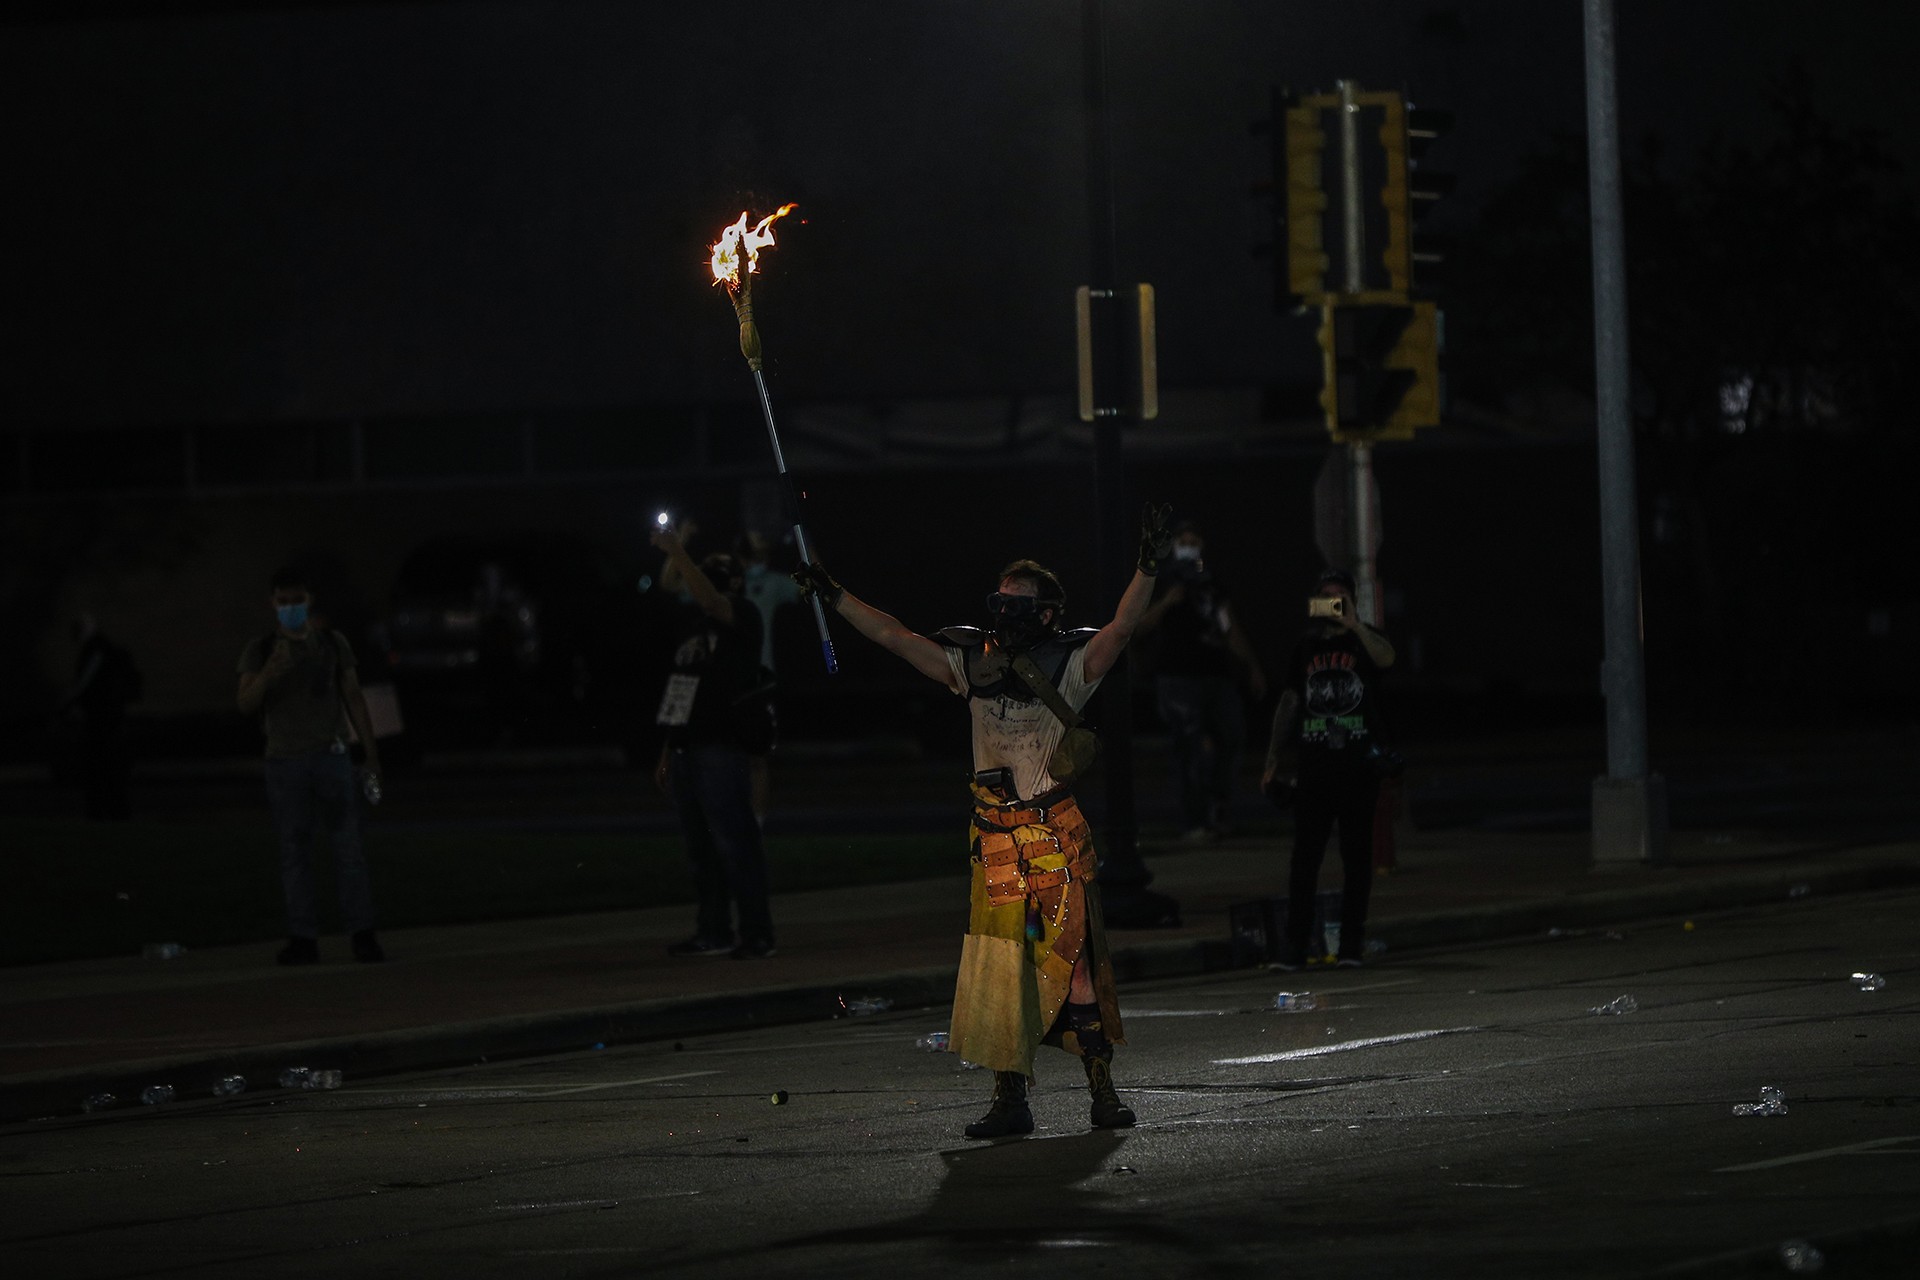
[237,566,385,966]
[1261,568,1396,970]
[59,613,139,821]
[1136,522,1266,842]
[651,528,777,960]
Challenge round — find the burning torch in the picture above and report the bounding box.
[709,203,838,675]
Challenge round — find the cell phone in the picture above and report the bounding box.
[1308,596,1345,618]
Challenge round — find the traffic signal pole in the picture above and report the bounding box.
[1582,0,1666,866]
[1337,79,1383,625]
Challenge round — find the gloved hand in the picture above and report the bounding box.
[1137,502,1175,576]
[791,561,845,608]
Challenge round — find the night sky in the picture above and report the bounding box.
[6,1,1913,427]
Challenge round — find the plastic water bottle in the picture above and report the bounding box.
[212,1075,247,1098]
[1851,972,1887,991]
[139,1084,175,1106]
[1788,883,1812,900]
[142,942,185,960]
[1733,1085,1788,1117]
[304,1069,343,1090]
[82,1093,117,1113]
[841,996,892,1017]
[1273,992,1319,1012]
[915,1032,950,1051]
[1589,994,1638,1016]
[1778,1239,1825,1273]
[278,1067,312,1089]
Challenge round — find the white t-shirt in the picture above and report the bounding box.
[945,645,1102,801]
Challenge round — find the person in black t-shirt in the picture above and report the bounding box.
[1260,568,1396,969]
[1136,523,1265,841]
[650,528,775,960]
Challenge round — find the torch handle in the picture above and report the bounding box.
[791,521,840,676]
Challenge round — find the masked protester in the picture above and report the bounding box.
[793,504,1172,1138]
[236,566,386,966]
[1260,568,1397,969]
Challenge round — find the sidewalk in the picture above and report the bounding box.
[5,827,1917,1123]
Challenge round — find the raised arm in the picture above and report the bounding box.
[793,562,957,688]
[1082,503,1174,683]
[651,529,733,627]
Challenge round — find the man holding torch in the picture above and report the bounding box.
[792,505,1174,1137]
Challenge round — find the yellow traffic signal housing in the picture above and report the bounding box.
[1283,93,1336,303]
[1318,300,1442,441]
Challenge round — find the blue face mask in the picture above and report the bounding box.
[276,602,309,631]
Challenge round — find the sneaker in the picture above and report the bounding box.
[1270,955,1307,973]
[730,938,777,960]
[1336,956,1364,969]
[666,936,734,957]
[276,937,320,966]
[351,930,386,963]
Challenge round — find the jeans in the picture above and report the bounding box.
[668,744,774,946]
[1284,759,1379,962]
[264,750,373,938]
[1155,673,1246,830]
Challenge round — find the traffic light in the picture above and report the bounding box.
[1318,300,1442,441]
[1379,102,1454,294]
[1250,87,1337,308]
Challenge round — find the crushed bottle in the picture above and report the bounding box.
[278,1067,312,1089]
[142,942,185,960]
[840,996,892,1017]
[915,1032,950,1052]
[1273,992,1319,1012]
[1589,994,1639,1016]
[1778,1239,1825,1274]
[1364,939,1388,957]
[1732,1085,1788,1117]
[303,1069,343,1090]
[1851,972,1887,991]
[1788,883,1812,900]
[82,1093,117,1114]
[139,1085,175,1106]
[359,768,382,806]
[212,1075,247,1098]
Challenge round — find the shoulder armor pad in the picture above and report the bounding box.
[936,626,988,649]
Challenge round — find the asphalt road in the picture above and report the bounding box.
[4,890,1916,1278]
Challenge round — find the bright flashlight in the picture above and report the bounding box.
[655,511,671,528]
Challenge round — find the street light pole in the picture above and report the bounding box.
[1582,0,1666,865]
[1079,0,1168,919]
[1336,78,1383,626]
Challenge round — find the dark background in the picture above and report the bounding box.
[4,0,1916,759]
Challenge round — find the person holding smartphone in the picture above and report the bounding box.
[1260,568,1396,969]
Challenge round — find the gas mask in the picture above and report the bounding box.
[988,591,1057,652]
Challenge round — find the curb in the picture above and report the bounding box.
[6,858,1916,1126]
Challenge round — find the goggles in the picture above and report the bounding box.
[987,591,1057,618]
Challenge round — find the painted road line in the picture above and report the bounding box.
[1213,1027,1482,1065]
[1715,1135,1920,1173]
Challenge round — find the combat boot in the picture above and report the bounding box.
[1082,1045,1136,1128]
[964,1070,1035,1139]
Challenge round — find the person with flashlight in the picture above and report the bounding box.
[791,504,1173,1138]
[1260,568,1397,970]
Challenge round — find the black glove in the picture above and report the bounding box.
[1137,502,1175,576]
[791,561,845,608]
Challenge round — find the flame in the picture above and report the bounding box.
[709,203,798,289]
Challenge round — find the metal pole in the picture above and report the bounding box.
[1337,79,1382,625]
[1582,0,1662,863]
[750,367,838,675]
[1080,0,1150,894]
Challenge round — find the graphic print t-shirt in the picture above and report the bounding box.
[664,595,763,748]
[945,645,1101,802]
[1287,628,1383,760]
